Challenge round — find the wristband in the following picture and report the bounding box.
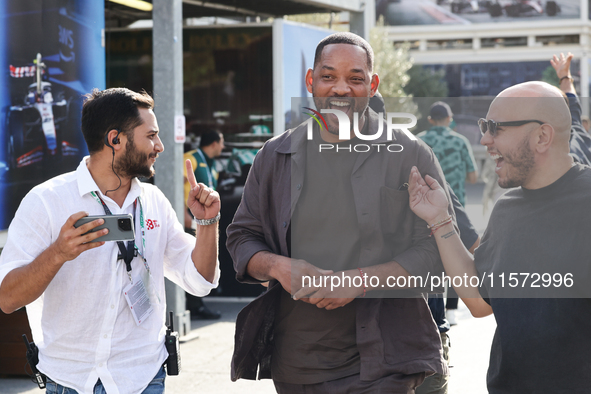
[560,75,573,84]
[427,215,453,237]
[427,216,452,229]
[194,212,220,226]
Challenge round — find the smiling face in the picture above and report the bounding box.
[306,43,379,137]
[481,100,539,189]
[481,81,574,190]
[115,108,164,179]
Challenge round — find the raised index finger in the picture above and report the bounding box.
[185,159,198,189]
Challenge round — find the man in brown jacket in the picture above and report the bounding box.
[227,32,453,393]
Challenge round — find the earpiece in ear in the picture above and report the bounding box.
[104,129,121,150]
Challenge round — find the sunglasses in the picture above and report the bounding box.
[478,119,545,137]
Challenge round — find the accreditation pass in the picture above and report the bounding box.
[124,278,154,326]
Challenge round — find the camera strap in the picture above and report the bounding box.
[90,191,138,278]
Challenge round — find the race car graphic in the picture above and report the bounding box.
[449,0,492,14]
[488,0,561,17]
[6,53,78,170]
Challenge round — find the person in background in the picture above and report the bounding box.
[581,116,590,133]
[183,129,225,320]
[417,101,478,207]
[417,101,479,325]
[550,52,591,165]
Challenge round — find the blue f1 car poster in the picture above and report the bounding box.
[0,0,104,230]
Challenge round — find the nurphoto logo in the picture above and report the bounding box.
[302,108,417,153]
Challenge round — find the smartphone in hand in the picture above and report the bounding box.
[74,214,135,242]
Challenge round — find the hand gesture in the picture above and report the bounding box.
[292,268,361,310]
[550,52,573,79]
[275,257,332,298]
[185,159,221,220]
[408,166,449,225]
[53,212,107,262]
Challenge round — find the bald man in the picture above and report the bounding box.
[408,81,591,393]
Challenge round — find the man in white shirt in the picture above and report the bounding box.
[0,88,221,394]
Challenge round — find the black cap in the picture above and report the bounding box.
[429,101,453,120]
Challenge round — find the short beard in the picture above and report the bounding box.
[114,134,155,179]
[498,135,534,189]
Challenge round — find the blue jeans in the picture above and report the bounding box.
[46,366,166,394]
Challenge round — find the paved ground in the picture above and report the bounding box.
[0,183,498,393]
[0,300,496,394]
[175,299,496,394]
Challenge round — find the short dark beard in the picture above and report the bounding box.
[498,135,535,189]
[114,133,155,179]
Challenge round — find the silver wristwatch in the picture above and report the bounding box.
[194,212,221,226]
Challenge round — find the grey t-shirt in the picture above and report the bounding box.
[474,163,591,393]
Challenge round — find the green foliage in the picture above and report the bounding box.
[542,65,560,87]
[403,64,450,133]
[404,65,449,98]
[370,17,412,98]
[369,17,416,114]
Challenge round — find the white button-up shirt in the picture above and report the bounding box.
[0,158,220,394]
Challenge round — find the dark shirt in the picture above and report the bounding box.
[448,183,479,252]
[566,93,591,166]
[475,164,591,393]
[227,109,453,382]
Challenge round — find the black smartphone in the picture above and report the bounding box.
[74,214,135,242]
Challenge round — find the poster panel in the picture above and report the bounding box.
[0,0,104,229]
[377,0,581,26]
[282,21,334,131]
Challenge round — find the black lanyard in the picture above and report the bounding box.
[95,193,137,273]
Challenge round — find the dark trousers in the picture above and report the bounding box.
[446,287,458,310]
[274,372,426,394]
